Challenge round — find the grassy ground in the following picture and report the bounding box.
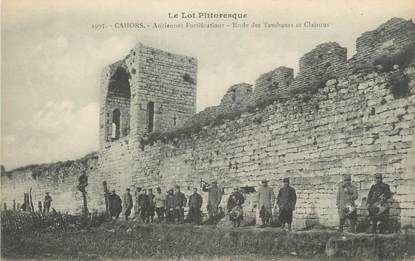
[2,212,414,261]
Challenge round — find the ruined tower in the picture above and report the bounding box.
[99,43,197,148]
[98,43,197,188]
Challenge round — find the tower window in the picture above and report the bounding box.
[147,101,154,132]
[111,109,121,140]
[173,115,177,126]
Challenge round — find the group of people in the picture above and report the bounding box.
[39,172,393,233]
[105,178,298,230]
[256,178,297,230]
[107,185,205,224]
[257,173,393,233]
[336,173,392,233]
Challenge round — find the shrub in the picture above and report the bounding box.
[374,44,415,72]
[389,70,410,98]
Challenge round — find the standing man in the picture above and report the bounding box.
[367,173,392,233]
[188,188,203,224]
[43,192,52,213]
[123,188,133,221]
[173,186,187,224]
[147,188,155,223]
[77,171,88,193]
[257,179,275,227]
[277,178,297,231]
[138,188,150,223]
[165,189,175,223]
[227,187,245,227]
[202,180,222,221]
[134,187,142,218]
[78,171,89,215]
[108,189,122,220]
[154,187,166,223]
[336,174,358,232]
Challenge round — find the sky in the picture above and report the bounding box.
[2,0,414,170]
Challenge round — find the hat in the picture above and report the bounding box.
[375,173,383,179]
[111,189,116,193]
[343,174,351,181]
[212,180,218,184]
[261,179,269,184]
[283,178,290,183]
[175,185,180,189]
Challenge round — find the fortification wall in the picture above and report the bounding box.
[131,66,415,229]
[1,153,103,214]
[2,18,414,230]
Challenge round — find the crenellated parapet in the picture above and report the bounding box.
[351,17,415,67]
[253,67,294,101]
[289,42,348,93]
[220,83,253,107]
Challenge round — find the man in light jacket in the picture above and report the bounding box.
[257,179,275,227]
[336,174,358,232]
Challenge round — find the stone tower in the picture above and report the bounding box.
[99,43,198,149]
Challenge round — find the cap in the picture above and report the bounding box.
[111,189,116,193]
[283,178,290,183]
[343,174,351,181]
[212,180,218,184]
[261,179,269,184]
[375,173,383,179]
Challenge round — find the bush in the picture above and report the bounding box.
[374,44,415,72]
[389,70,411,98]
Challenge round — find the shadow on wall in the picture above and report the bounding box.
[304,203,320,229]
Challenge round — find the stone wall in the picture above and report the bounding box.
[1,153,101,214]
[254,67,294,101]
[2,18,415,230]
[129,66,415,229]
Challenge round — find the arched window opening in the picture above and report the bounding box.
[173,115,177,126]
[147,102,154,133]
[112,109,121,140]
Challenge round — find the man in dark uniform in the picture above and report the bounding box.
[173,186,187,224]
[277,178,297,231]
[78,171,88,193]
[367,173,392,233]
[227,187,245,227]
[147,188,155,223]
[43,192,52,213]
[108,189,122,220]
[188,188,203,224]
[138,188,150,223]
[122,188,133,221]
[165,189,175,223]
